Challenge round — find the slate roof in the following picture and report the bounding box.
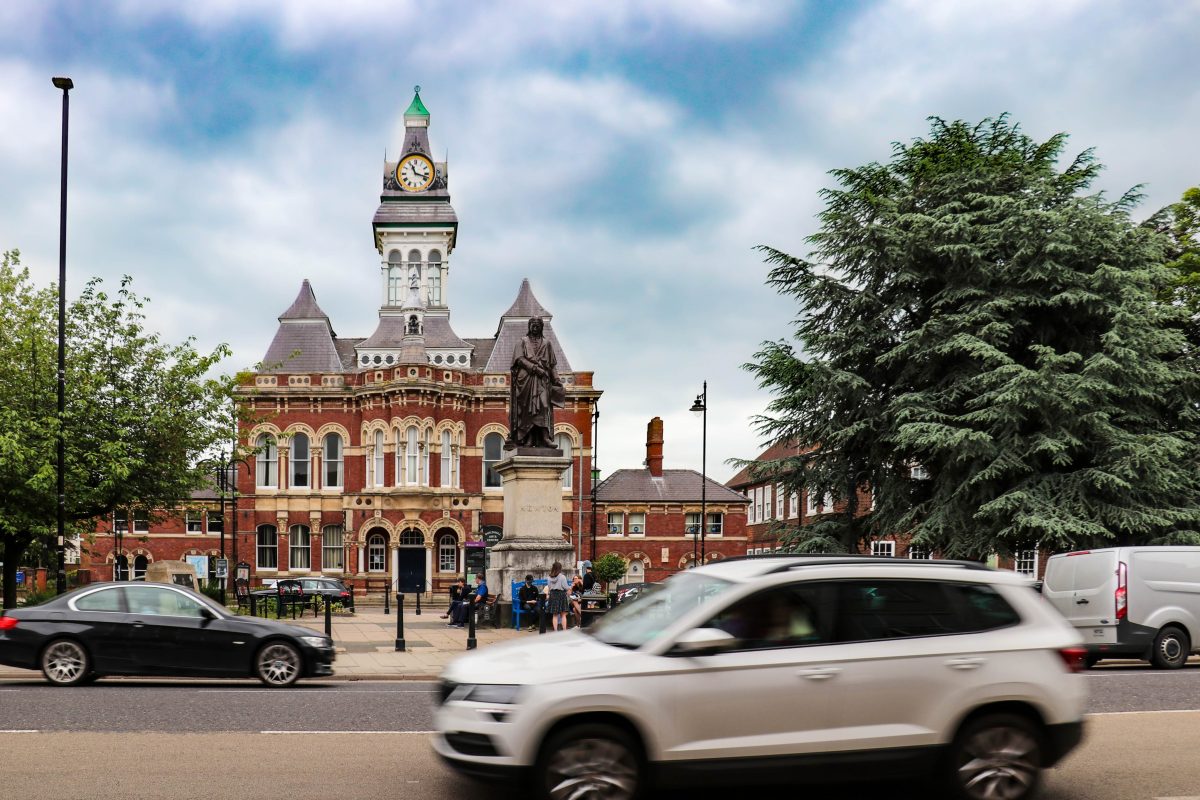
[423,316,471,350]
[335,338,363,370]
[726,440,810,489]
[358,316,409,350]
[372,200,458,227]
[597,469,749,505]
[261,281,344,374]
[483,279,572,373]
[465,338,496,370]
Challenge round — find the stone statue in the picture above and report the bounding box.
[506,317,565,450]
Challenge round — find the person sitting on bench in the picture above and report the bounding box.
[442,577,468,620]
[517,574,542,631]
[450,573,488,627]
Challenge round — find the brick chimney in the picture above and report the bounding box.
[646,417,664,477]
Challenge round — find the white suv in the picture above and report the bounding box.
[434,557,1087,800]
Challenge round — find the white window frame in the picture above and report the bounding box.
[290,433,310,489]
[789,491,799,519]
[256,435,278,489]
[1015,549,1038,577]
[746,490,755,525]
[440,430,453,488]
[483,432,503,489]
[185,511,202,533]
[557,433,573,489]
[806,491,833,516]
[290,525,310,571]
[685,512,701,536]
[323,433,343,489]
[907,546,931,560]
[257,525,278,570]
[628,512,646,536]
[438,533,457,573]
[707,512,723,536]
[910,463,929,480]
[133,510,149,534]
[775,484,784,520]
[373,430,385,488]
[322,525,344,571]
[367,533,387,572]
[607,512,624,536]
[871,539,896,558]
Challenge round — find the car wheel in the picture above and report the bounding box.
[255,641,302,687]
[945,713,1043,800]
[536,722,643,800]
[40,639,90,687]
[1151,626,1190,670]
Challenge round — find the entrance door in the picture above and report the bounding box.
[397,548,426,594]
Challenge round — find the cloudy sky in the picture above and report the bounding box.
[2,0,1198,483]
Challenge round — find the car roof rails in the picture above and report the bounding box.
[763,555,994,574]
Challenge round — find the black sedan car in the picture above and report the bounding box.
[0,582,335,687]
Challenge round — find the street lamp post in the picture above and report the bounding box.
[589,407,599,562]
[52,76,73,594]
[690,382,707,567]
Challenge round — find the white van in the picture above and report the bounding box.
[1042,547,1200,668]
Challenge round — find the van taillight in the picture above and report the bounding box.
[1115,561,1128,620]
[0,616,17,630]
[1058,647,1087,673]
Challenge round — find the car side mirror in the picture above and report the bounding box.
[667,627,737,657]
[199,606,218,622]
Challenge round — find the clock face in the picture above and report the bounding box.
[397,155,435,192]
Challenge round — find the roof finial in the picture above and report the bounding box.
[414,84,421,95]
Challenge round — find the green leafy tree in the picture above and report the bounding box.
[0,250,237,608]
[1147,187,1200,353]
[590,553,628,594]
[745,117,1200,561]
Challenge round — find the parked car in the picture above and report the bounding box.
[1042,546,1200,668]
[434,556,1087,800]
[251,578,353,608]
[0,581,335,687]
[614,582,658,604]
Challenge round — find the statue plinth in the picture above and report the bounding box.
[489,452,575,614]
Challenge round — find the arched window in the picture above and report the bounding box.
[322,525,344,571]
[133,555,148,581]
[406,426,419,485]
[256,434,277,488]
[484,432,503,488]
[407,249,422,292]
[290,433,310,489]
[373,430,385,487]
[257,525,278,569]
[367,532,387,572]
[323,433,343,489]
[290,525,310,571]
[437,532,457,573]
[114,554,129,581]
[440,430,453,488]
[423,429,431,485]
[556,432,573,489]
[400,529,423,546]
[387,250,403,305]
[428,250,442,305]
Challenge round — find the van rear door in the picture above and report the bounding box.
[1043,551,1119,628]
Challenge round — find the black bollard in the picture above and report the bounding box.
[291,595,297,620]
[415,590,421,616]
[250,594,257,617]
[384,587,390,615]
[395,593,405,651]
[276,592,283,620]
[466,600,477,650]
[324,595,332,637]
[539,602,547,634]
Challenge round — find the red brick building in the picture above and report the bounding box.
[86,90,601,596]
[592,418,749,584]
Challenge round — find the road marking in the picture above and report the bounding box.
[0,730,39,733]
[260,730,435,735]
[198,689,437,693]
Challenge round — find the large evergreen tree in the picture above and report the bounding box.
[746,117,1200,560]
[0,250,236,608]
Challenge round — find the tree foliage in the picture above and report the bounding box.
[0,250,236,608]
[591,553,628,591]
[744,117,1200,560]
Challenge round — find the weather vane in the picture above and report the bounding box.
[414,84,421,95]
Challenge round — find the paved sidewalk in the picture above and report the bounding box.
[0,607,531,682]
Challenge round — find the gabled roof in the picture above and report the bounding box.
[726,439,810,489]
[597,469,749,504]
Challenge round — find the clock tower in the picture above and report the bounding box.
[359,87,470,370]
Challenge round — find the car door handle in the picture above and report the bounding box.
[797,667,841,681]
[1076,599,1089,605]
[945,657,985,670]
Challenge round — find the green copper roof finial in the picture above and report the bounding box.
[405,85,430,118]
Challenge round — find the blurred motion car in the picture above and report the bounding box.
[614,582,658,605]
[434,555,1087,800]
[0,581,334,686]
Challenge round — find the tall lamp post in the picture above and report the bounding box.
[589,407,599,562]
[215,454,250,605]
[53,76,73,594]
[690,382,707,567]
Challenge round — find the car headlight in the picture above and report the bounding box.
[450,684,524,705]
[301,636,331,648]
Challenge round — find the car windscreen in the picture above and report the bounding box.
[587,572,734,649]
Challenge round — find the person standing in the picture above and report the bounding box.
[545,561,571,631]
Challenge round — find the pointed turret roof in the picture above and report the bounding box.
[404,87,430,119]
[261,280,343,374]
[500,278,552,320]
